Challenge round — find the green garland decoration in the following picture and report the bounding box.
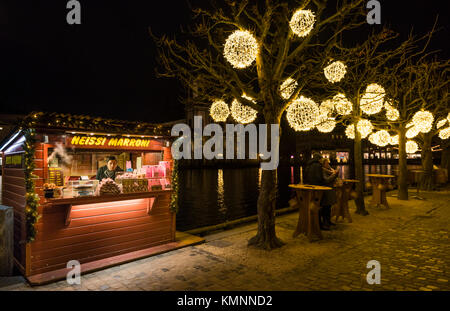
[169,160,179,214]
[23,129,40,242]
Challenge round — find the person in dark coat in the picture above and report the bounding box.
[304,153,338,230]
[320,158,338,227]
[96,156,124,181]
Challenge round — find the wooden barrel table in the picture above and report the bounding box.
[332,179,359,223]
[366,174,395,208]
[289,184,332,242]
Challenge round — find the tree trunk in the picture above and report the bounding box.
[397,125,408,200]
[248,114,284,250]
[354,130,368,215]
[441,145,450,173]
[420,133,434,191]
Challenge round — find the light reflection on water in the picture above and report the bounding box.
[176,164,420,231]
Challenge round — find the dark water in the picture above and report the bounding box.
[176,164,421,231]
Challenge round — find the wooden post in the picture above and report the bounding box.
[0,205,14,276]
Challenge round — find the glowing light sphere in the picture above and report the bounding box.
[374,130,391,147]
[224,30,259,69]
[368,133,378,145]
[360,83,385,115]
[345,124,355,139]
[448,112,450,123]
[316,116,336,133]
[324,61,347,83]
[406,140,419,154]
[439,127,450,140]
[357,119,373,139]
[231,96,258,124]
[209,100,230,122]
[406,126,419,139]
[333,93,353,116]
[289,9,316,37]
[286,96,320,131]
[319,99,335,117]
[389,135,399,145]
[412,110,434,133]
[384,101,400,121]
[280,78,298,100]
[437,119,448,129]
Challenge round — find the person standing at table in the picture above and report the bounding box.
[320,158,338,228]
[304,153,338,230]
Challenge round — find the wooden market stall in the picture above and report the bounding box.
[0,112,199,285]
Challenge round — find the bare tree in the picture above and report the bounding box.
[413,60,450,190]
[152,0,366,249]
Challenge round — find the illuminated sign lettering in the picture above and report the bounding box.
[68,136,154,149]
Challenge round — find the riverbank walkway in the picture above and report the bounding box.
[1,188,449,291]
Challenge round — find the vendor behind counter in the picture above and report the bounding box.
[96,156,124,181]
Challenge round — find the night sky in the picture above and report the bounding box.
[0,1,448,123]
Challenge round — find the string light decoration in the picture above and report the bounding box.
[360,83,385,115]
[324,61,347,83]
[439,127,450,140]
[368,132,378,145]
[289,9,316,37]
[406,126,420,139]
[389,135,399,145]
[224,30,259,69]
[280,78,298,100]
[412,110,434,133]
[230,95,258,124]
[448,112,450,123]
[333,93,352,115]
[286,96,320,131]
[406,140,419,154]
[316,115,336,133]
[319,99,335,117]
[210,100,230,122]
[437,119,448,129]
[345,124,355,139]
[373,130,391,147]
[357,119,373,139]
[384,101,400,121]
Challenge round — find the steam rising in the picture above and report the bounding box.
[47,143,73,167]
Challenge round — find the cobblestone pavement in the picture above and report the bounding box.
[2,189,449,291]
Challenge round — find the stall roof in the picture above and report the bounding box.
[18,112,181,137]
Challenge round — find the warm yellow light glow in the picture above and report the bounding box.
[447,112,450,123]
[286,96,320,131]
[406,126,419,139]
[210,100,230,122]
[384,101,399,121]
[345,124,355,139]
[230,95,258,124]
[319,99,335,117]
[360,83,385,115]
[324,61,347,83]
[437,119,448,129]
[389,135,399,145]
[290,9,315,37]
[368,133,377,145]
[412,110,434,133]
[316,116,336,133]
[406,140,419,154]
[439,127,450,140]
[370,130,390,147]
[280,78,298,100]
[357,119,373,139]
[333,93,352,116]
[224,30,259,69]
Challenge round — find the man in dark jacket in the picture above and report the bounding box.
[304,153,338,230]
[96,156,124,181]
